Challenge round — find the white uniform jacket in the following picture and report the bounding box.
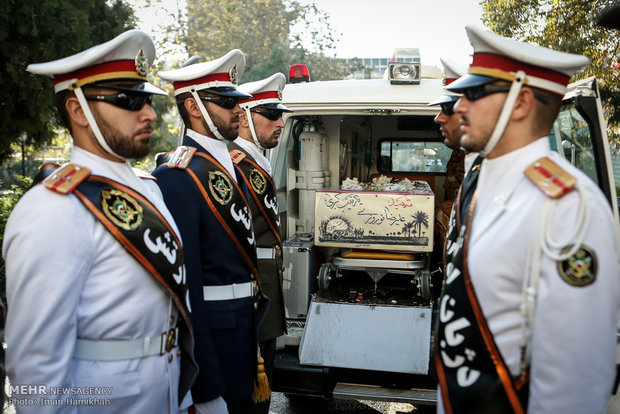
[462,138,620,414]
[3,147,184,413]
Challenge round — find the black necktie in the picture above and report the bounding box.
[459,155,483,223]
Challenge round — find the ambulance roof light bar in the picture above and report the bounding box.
[289,64,310,83]
[388,48,421,85]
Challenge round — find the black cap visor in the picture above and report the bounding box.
[446,74,497,93]
[256,102,293,112]
[92,80,167,96]
[427,94,459,107]
[206,86,252,100]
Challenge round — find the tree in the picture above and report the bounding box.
[179,0,350,82]
[412,210,429,239]
[0,0,136,164]
[480,0,620,147]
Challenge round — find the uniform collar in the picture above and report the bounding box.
[71,146,144,191]
[186,128,237,181]
[477,137,550,208]
[233,136,271,175]
[70,146,182,239]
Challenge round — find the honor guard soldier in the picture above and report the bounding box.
[154,50,265,414]
[435,25,620,414]
[228,73,292,414]
[428,58,474,255]
[2,30,197,413]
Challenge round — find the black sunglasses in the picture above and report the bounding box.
[462,83,551,104]
[250,108,283,121]
[462,84,512,101]
[85,91,153,111]
[199,96,240,110]
[440,101,456,116]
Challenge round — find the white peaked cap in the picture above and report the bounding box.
[428,57,468,106]
[238,73,292,111]
[442,58,468,85]
[158,49,251,98]
[448,25,589,96]
[27,29,164,95]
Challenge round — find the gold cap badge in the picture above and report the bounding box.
[229,64,239,85]
[135,49,149,77]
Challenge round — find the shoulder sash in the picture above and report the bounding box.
[437,186,528,414]
[230,148,282,247]
[184,152,260,278]
[72,175,192,327]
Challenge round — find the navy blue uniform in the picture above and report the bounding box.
[154,135,258,405]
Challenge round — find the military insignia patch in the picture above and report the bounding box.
[249,169,267,194]
[277,88,283,100]
[102,189,143,231]
[229,64,239,85]
[208,171,233,205]
[134,49,149,77]
[557,244,597,287]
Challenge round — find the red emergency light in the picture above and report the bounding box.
[289,64,310,83]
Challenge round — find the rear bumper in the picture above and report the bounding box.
[272,347,437,405]
[272,349,332,397]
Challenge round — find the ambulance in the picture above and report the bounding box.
[268,52,619,407]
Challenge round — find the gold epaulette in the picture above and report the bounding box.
[524,157,576,198]
[167,146,197,169]
[230,149,246,165]
[43,164,91,194]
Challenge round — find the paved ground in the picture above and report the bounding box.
[2,388,435,413]
[269,392,435,414]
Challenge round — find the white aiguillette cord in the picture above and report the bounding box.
[518,178,620,379]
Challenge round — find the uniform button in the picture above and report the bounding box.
[169,316,175,324]
[168,355,173,363]
[250,273,255,280]
[177,350,182,357]
[254,303,258,310]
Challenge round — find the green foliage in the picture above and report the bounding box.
[481,0,620,147]
[0,176,33,301]
[0,0,136,164]
[181,0,347,81]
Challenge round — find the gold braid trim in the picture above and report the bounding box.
[468,66,529,84]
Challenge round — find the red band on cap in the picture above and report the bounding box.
[240,90,278,104]
[445,77,457,85]
[54,60,140,84]
[173,72,232,90]
[472,53,570,86]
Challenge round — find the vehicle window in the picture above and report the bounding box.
[378,140,451,173]
[550,104,598,186]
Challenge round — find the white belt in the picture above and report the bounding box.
[256,246,280,260]
[203,281,256,301]
[73,328,179,361]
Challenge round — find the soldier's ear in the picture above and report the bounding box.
[512,87,536,122]
[184,97,202,119]
[239,111,250,128]
[65,96,89,128]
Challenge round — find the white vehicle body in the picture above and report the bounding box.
[268,67,618,406]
